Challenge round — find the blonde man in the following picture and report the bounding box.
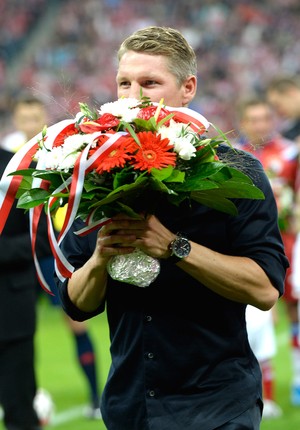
[57,27,288,430]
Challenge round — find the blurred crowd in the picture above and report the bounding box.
[1,0,300,135]
[0,0,46,86]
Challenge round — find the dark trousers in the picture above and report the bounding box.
[0,337,41,430]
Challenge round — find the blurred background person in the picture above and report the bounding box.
[40,212,102,420]
[234,96,300,407]
[245,305,281,419]
[1,94,48,152]
[266,75,300,146]
[2,92,102,420]
[0,146,44,430]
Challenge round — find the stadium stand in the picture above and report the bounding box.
[0,0,300,135]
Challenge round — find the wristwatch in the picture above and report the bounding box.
[169,233,191,263]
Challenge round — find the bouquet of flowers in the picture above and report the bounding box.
[0,97,264,290]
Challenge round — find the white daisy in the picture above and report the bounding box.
[98,98,141,122]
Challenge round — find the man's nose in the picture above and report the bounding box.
[128,83,142,99]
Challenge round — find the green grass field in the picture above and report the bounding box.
[1,298,300,429]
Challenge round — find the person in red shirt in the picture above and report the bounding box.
[235,96,300,408]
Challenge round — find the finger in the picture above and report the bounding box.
[100,245,136,257]
[99,232,137,246]
[103,220,145,235]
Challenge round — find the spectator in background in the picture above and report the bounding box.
[2,94,48,152]
[245,305,281,419]
[266,75,300,146]
[234,96,300,407]
[2,93,102,420]
[0,147,44,430]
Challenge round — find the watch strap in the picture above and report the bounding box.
[168,254,182,264]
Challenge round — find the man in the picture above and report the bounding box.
[234,96,299,411]
[266,75,300,145]
[57,26,288,430]
[0,146,43,430]
[2,93,102,420]
[266,78,300,406]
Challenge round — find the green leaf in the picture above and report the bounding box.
[17,188,50,209]
[148,177,178,194]
[113,202,143,218]
[225,167,255,184]
[8,168,37,178]
[79,102,98,120]
[112,169,138,189]
[156,113,175,128]
[208,167,233,182]
[151,166,185,184]
[33,171,69,190]
[164,169,185,183]
[121,121,140,145]
[89,176,149,209]
[83,181,112,193]
[212,181,265,199]
[150,165,174,181]
[181,179,221,192]
[133,118,157,132]
[185,161,225,178]
[191,192,239,215]
[167,192,190,206]
[15,176,34,195]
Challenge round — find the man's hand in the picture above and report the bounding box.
[97,214,175,260]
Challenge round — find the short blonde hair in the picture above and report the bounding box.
[117,26,197,85]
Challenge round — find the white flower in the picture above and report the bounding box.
[36,132,101,172]
[63,132,99,150]
[40,146,64,170]
[158,119,193,142]
[158,119,196,160]
[98,98,141,122]
[59,151,81,172]
[59,133,101,171]
[173,136,197,160]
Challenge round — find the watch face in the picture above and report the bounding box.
[172,237,191,258]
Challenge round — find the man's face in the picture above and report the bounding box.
[116,51,195,107]
[267,89,299,119]
[240,104,274,145]
[13,103,47,140]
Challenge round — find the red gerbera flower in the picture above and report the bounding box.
[131,131,176,172]
[91,135,136,174]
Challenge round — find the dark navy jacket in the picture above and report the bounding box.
[57,146,288,430]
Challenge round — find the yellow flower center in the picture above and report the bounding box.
[109,149,117,158]
[143,150,156,161]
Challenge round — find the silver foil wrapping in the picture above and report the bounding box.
[107,248,160,287]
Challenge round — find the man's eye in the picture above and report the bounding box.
[119,81,130,87]
[143,81,157,86]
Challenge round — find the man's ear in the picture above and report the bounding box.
[182,76,197,106]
